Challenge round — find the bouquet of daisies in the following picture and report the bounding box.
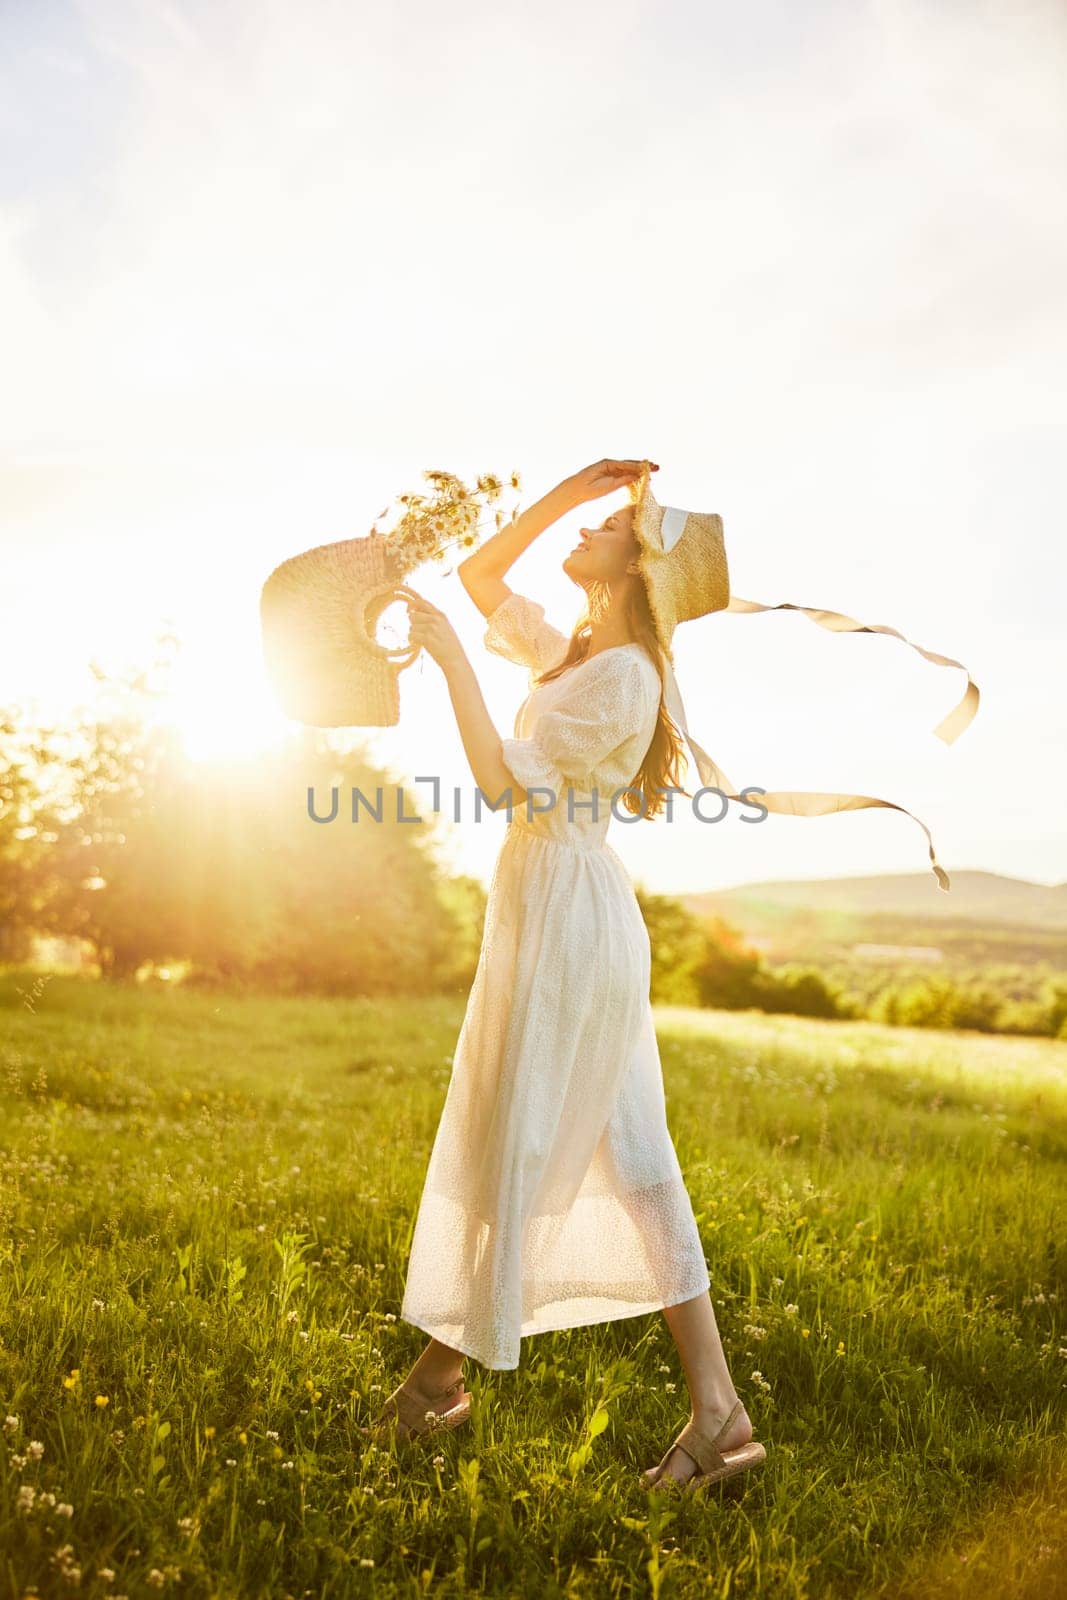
[372,468,523,576]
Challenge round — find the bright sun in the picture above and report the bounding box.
[158,658,292,764]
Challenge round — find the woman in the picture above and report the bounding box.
[360,457,766,1493]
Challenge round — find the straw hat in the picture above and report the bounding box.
[626,461,980,892]
[628,461,729,656]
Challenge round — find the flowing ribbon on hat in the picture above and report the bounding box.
[658,596,981,894]
[724,595,980,745]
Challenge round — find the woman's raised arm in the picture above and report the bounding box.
[456,475,582,619]
[456,459,657,619]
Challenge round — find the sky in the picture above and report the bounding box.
[1,0,1065,896]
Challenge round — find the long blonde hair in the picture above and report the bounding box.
[532,575,688,819]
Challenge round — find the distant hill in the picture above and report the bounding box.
[679,871,1067,974]
[682,870,1067,929]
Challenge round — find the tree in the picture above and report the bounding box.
[635,888,706,1005]
[691,913,765,1009]
[0,714,71,962]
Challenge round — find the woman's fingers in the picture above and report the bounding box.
[395,583,440,616]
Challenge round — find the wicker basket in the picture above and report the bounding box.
[260,530,421,728]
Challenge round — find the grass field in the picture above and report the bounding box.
[1,971,1065,1599]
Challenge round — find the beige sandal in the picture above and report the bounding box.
[639,1397,767,1492]
[360,1376,471,1444]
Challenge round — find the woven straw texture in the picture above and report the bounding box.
[260,531,420,728]
[628,460,729,654]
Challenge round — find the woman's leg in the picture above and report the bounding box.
[650,1288,753,1483]
[661,1288,740,1415]
[362,1336,470,1441]
[403,1337,468,1403]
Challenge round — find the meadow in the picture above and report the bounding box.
[0,970,1064,1599]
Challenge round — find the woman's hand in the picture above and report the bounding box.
[396,584,466,673]
[564,458,659,506]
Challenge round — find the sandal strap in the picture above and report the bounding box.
[390,1378,464,1434]
[666,1398,745,1478]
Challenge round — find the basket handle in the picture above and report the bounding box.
[354,582,422,670]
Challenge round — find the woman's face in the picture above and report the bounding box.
[562,504,640,586]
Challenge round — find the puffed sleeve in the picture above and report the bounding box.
[500,649,660,797]
[483,591,570,676]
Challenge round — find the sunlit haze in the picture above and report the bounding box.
[3,0,1065,893]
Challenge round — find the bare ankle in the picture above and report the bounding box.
[691,1388,741,1420]
[411,1363,464,1395]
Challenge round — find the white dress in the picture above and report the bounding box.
[399,591,711,1370]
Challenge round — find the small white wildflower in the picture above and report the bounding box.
[784,1303,799,1315]
[57,1502,74,1517]
[664,1382,676,1393]
[432,1454,445,1468]
[282,1460,294,1469]
[99,1568,115,1582]
[225,1458,237,1467]
[3,1414,19,1434]
[16,1484,36,1511]
[266,1429,279,1440]
[28,1440,45,1459]
[384,1313,396,1322]
[147,1570,165,1588]
[360,1557,375,1568]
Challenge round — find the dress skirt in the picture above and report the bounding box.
[399,817,712,1371]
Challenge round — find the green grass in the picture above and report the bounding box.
[1,971,1065,1599]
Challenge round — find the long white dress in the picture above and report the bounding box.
[399,591,711,1370]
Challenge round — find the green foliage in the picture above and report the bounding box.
[0,655,485,995]
[0,714,69,961]
[752,964,854,1020]
[691,912,765,1010]
[634,888,707,1006]
[0,976,1064,1597]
